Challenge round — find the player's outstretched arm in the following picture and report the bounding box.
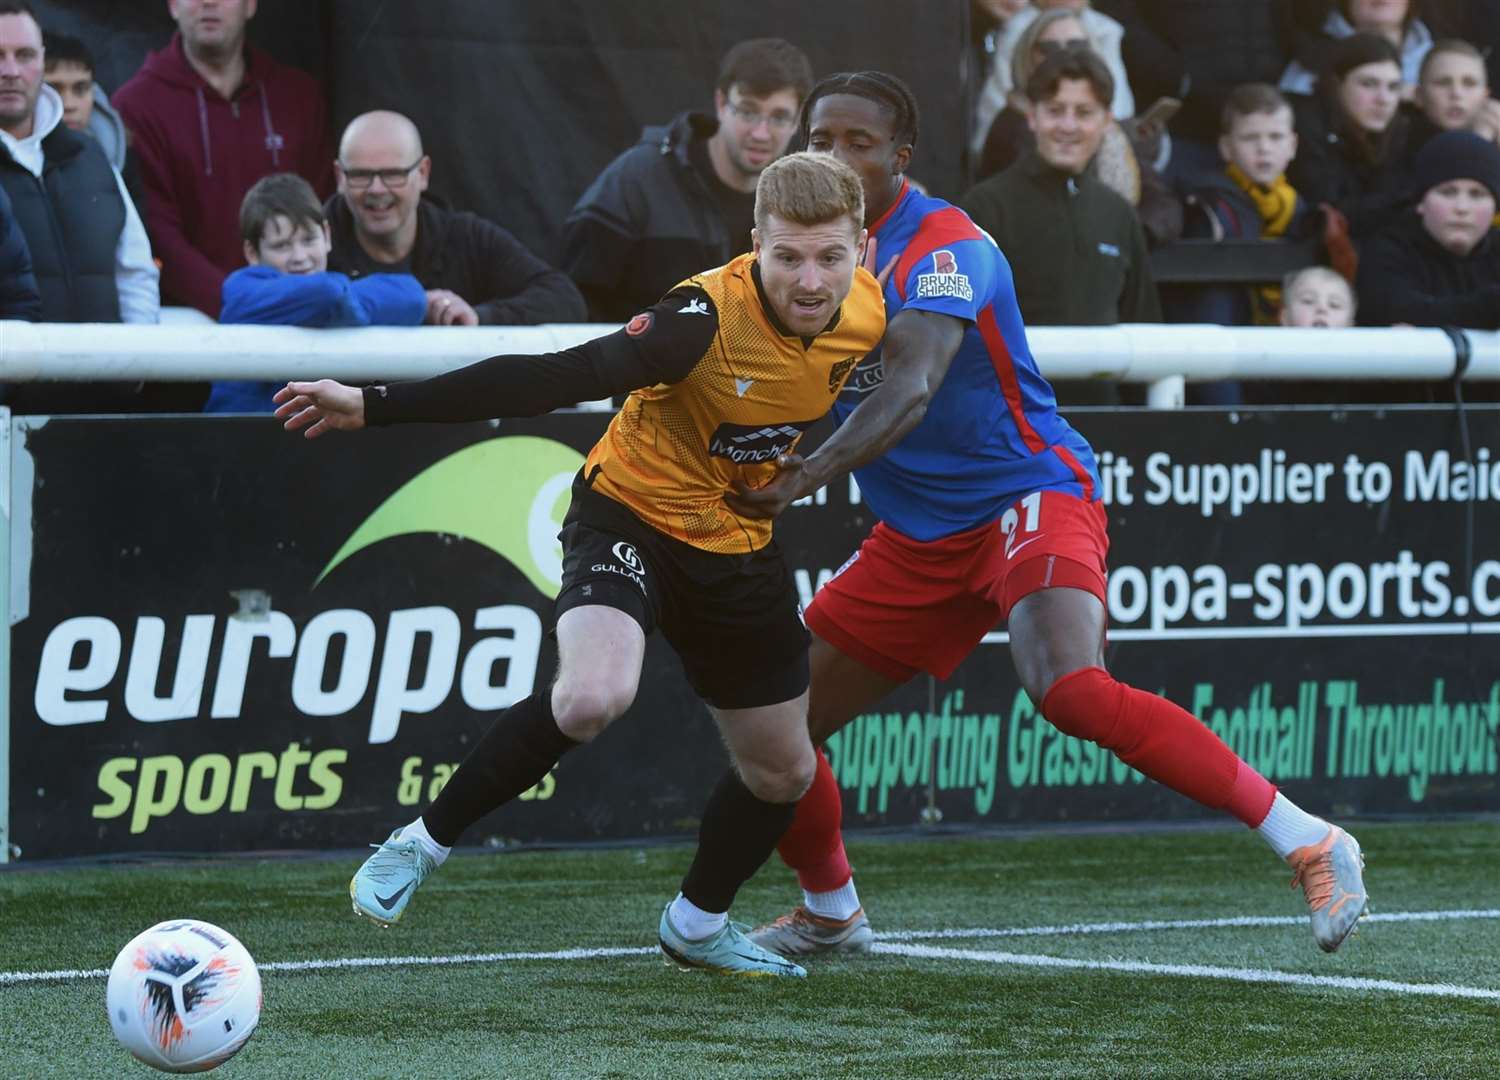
[274,379,366,439]
[294,285,717,431]
[727,308,964,519]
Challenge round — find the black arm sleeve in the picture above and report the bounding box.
[363,284,718,424]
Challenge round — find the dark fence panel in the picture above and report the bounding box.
[8,407,1497,859]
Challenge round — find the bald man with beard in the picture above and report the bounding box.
[325,110,583,326]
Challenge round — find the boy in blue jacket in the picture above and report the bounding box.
[207,173,429,412]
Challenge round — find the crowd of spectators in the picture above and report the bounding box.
[1,0,1496,415]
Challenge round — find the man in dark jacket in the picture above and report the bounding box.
[113,0,333,318]
[1356,130,1500,330]
[0,181,38,319]
[961,52,1160,406]
[961,51,1160,328]
[326,111,582,327]
[560,38,813,322]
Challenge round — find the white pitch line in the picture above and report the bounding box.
[3,909,1498,993]
[0,946,655,986]
[875,942,1500,1002]
[877,908,1500,942]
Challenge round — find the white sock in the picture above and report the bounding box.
[399,817,451,867]
[668,893,727,940]
[804,878,861,921]
[1255,794,1330,860]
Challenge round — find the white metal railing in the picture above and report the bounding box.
[0,322,1496,410]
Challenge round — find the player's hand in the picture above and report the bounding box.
[860,236,896,290]
[425,289,479,326]
[273,379,366,439]
[724,454,813,520]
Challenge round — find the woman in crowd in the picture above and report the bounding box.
[1288,32,1413,239]
[976,7,1092,178]
[972,0,1134,161]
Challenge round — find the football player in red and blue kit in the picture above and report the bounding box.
[725,68,1368,958]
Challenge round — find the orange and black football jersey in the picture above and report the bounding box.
[586,252,885,554]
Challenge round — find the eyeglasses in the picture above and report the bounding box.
[339,159,423,190]
[1037,38,1091,56]
[726,101,798,132]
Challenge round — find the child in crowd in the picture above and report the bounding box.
[1280,266,1357,328]
[1356,130,1500,329]
[41,32,126,170]
[1176,83,1314,326]
[206,174,428,413]
[1412,40,1500,152]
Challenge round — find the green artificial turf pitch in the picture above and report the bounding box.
[1,820,1496,1079]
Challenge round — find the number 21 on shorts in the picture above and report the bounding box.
[1000,491,1042,560]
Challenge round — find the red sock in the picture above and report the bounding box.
[1041,667,1276,827]
[776,747,852,892]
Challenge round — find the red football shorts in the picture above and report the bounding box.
[805,490,1109,682]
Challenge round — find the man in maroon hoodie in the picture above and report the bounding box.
[113,0,332,317]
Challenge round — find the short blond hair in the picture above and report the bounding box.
[1282,266,1357,317]
[754,151,864,235]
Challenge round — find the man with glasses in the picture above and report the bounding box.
[562,37,813,322]
[326,110,583,326]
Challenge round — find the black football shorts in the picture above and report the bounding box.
[555,472,809,709]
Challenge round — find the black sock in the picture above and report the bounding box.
[679,769,797,914]
[422,690,577,846]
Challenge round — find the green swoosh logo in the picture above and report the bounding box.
[317,436,584,597]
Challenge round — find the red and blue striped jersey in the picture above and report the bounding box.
[831,181,1101,541]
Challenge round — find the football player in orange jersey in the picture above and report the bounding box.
[274,151,885,977]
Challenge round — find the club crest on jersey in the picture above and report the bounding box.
[828,356,859,393]
[625,312,653,336]
[915,248,973,302]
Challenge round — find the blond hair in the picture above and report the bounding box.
[1282,266,1357,316]
[754,151,864,234]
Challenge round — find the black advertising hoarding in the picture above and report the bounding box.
[823,407,1500,829]
[6,407,1498,860]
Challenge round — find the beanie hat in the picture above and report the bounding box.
[1414,130,1500,202]
[1327,32,1401,81]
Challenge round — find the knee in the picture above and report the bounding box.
[737,751,816,804]
[550,679,637,743]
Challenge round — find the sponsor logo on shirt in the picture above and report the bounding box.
[707,420,819,464]
[914,248,973,301]
[839,356,885,399]
[625,312,653,337]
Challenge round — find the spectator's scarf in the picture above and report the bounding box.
[1225,163,1298,238]
[1226,163,1299,324]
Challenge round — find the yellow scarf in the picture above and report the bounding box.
[1226,163,1297,238]
[1226,163,1298,324]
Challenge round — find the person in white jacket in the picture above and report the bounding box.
[1279,0,1434,97]
[972,0,1135,157]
